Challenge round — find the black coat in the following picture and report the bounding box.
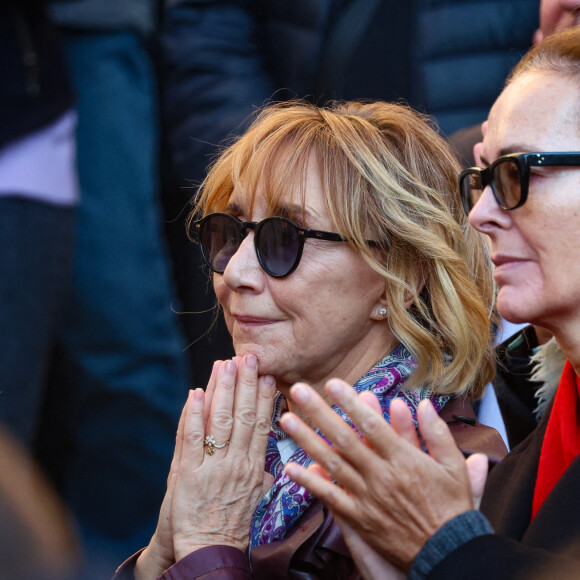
[427,406,580,579]
[1,1,73,149]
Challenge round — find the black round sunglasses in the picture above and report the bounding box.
[193,212,379,278]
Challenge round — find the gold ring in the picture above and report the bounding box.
[204,435,230,455]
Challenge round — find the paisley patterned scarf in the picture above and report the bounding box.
[249,343,449,549]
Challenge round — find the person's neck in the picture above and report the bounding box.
[552,322,580,378]
[277,335,400,427]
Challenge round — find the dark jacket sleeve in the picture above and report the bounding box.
[162,546,252,579]
[112,502,357,580]
[425,534,579,580]
[160,0,275,191]
[112,546,252,580]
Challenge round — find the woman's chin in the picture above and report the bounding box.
[233,345,276,376]
[496,290,538,326]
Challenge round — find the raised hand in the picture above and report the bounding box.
[280,379,475,572]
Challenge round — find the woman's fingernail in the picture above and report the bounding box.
[281,413,298,433]
[247,354,257,368]
[420,400,437,422]
[327,380,344,398]
[189,388,204,411]
[225,360,236,374]
[262,375,275,387]
[290,383,310,404]
[284,463,299,479]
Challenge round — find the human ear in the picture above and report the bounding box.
[473,122,488,167]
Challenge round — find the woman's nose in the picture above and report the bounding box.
[468,185,510,233]
[222,232,265,290]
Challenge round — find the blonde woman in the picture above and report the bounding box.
[115,100,503,579]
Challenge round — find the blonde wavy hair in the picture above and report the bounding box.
[189,100,495,398]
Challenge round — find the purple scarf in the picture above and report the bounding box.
[249,343,449,549]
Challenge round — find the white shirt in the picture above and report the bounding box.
[0,110,78,206]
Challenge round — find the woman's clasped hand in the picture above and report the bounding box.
[135,356,276,579]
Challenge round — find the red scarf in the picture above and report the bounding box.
[532,359,580,520]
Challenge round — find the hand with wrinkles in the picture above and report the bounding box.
[135,355,276,580]
[280,379,488,574]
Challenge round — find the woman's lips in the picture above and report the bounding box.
[492,253,531,266]
[492,255,529,279]
[233,314,278,327]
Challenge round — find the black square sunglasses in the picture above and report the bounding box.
[193,212,379,278]
[458,152,580,214]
